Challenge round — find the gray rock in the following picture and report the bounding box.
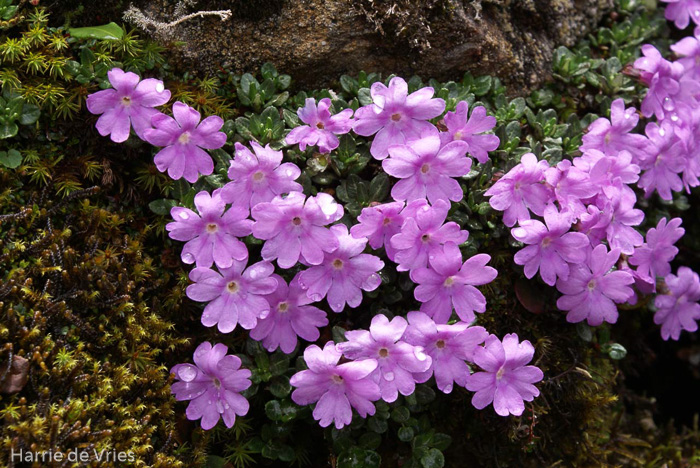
[130,0,613,93]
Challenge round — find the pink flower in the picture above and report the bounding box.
[186,259,278,333]
[660,0,700,30]
[170,342,252,430]
[412,242,497,324]
[511,205,590,286]
[466,334,543,417]
[251,191,344,269]
[545,160,598,220]
[144,102,226,183]
[250,274,329,354]
[350,201,405,260]
[383,133,471,204]
[221,142,302,209]
[353,77,445,160]
[285,98,354,153]
[440,101,499,164]
[298,224,384,312]
[390,199,469,272]
[556,245,635,326]
[629,217,684,284]
[290,342,381,429]
[86,68,171,143]
[654,267,700,340]
[580,99,650,157]
[403,311,489,394]
[485,153,552,227]
[167,190,252,269]
[638,120,687,201]
[337,314,432,403]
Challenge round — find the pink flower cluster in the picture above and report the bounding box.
[88,69,543,430]
[290,313,542,428]
[482,17,700,340]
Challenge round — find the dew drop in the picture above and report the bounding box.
[216,400,225,414]
[414,348,428,361]
[260,309,270,319]
[179,212,189,220]
[444,384,453,394]
[624,113,630,119]
[384,371,395,382]
[177,365,198,382]
[182,253,195,263]
[156,82,165,93]
[671,114,679,122]
[659,128,666,137]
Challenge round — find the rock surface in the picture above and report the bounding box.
[128,0,613,92]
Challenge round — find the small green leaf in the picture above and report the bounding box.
[398,426,415,442]
[337,448,381,468]
[0,149,21,168]
[608,343,627,360]
[148,199,178,216]
[20,104,40,125]
[420,448,445,468]
[0,122,18,139]
[205,455,227,468]
[68,22,124,40]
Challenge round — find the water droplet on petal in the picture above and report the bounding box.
[177,364,198,382]
[444,384,453,393]
[659,128,666,137]
[182,253,195,263]
[179,212,189,220]
[224,403,230,410]
[216,400,225,414]
[249,269,257,279]
[156,82,165,93]
[286,169,294,177]
[624,113,630,119]
[414,348,428,361]
[663,97,675,112]
[671,114,679,122]
[260,309,270,319]
[384,371,395,382]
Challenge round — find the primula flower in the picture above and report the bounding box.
[654,267,700,340]
[144,102,226,183]
[251,191,344,268]
[660,0,700,30]
[290,342,381,429]
[511,205,590,286]
[545,160,598,220]
[383,133,471,204]
[353,77,446,160]
[87,68,171,143]
[440,101,499,164]
[556,245,634,326]
[298,224,384,312]
[221,142,302,209]
[638,120,687,200]
[485,153,552,227]
[350,201,405,260]
[170,342,251,430]
[577,149,641,200]
[633,45,699,119]
[250,274,329,354]
[629,217,684,283]
[337,314,432,403]
[671,32,700,78]
[466,334,543,417]
[580,99,650,157]
[167,190,252,269]
[403,311,489,394]
[412,242,497,324]
[186,259,278,333]
[577,190,645,255]
[390,199,469,272]
[285,98,354,153]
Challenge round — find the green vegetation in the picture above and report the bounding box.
[0,0,698,466]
